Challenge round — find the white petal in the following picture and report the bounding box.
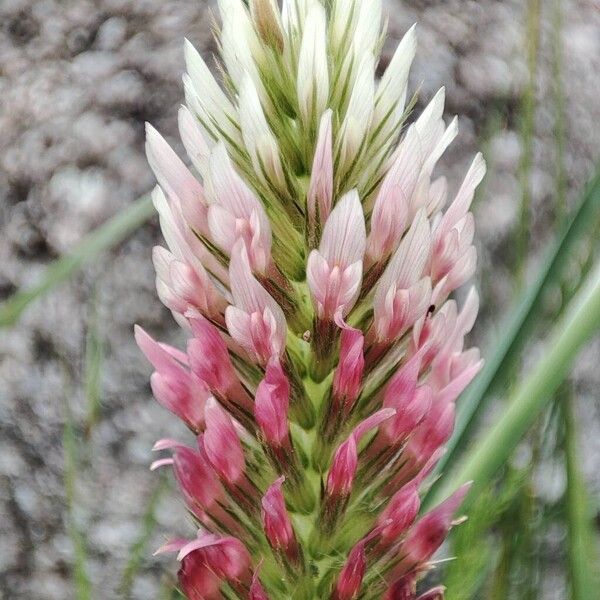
[297,2,329,125]
[374,24,416,129]
[319,190,366,266]
[238,74,285,187]
[184,39,236,121]
[375,209,431,304]
[145,124,205,217]
[178,105,210,180]
[338,53,375,169]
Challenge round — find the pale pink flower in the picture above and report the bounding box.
[307,190,366,320]
[145,123,208,237]
[372,211,432,343]
[152,245,226,324]
[206,143,272,274]
[430,154,485,302]
[225,241,287,364]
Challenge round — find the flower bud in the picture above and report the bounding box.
[156,538,222,600]
[417,587,446,600]
[297,3,329,126]
[226,241,287,364]
[255,358,290,447]
[381,349,432,444]
[383,574,416,600]
[261,476,300,564]
[187,316,238,396]
[377,480,421,546]
[307,109,333,246]
[135,325,208,432]
[332,323,365,412]
[250,568,271,600]
[177,532,251,582]
[327,409,396,499]
[402,483,471,565]
[203,397,246,484]
[327,434,358,499]
[332,539,367,600]
[150,439,224,524]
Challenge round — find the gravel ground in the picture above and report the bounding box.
[1,1,599,598]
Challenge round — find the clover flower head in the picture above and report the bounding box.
[139,1,484,597]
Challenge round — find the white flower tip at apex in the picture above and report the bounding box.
[150,185,167,212]
[472,152,487,179]
[183,37,195,57]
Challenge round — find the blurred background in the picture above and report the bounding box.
[1,0,600,598]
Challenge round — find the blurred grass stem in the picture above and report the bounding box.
[0,194,153,328]
[64,395,93,599]
[562,390,600,599]
[516,0,542,288]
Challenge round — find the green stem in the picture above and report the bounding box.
[552,0,567,222]
[426,258,600,510]
[516,0,541,289]
[563,390,600,599]
[0,194,154,327]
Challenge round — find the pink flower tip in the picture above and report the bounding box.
[203,397,246,484]
[403,482,472,564]
[261,476,299,561]
[254,358,290,447]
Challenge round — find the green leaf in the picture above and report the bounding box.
[426,255,600,510]
[430,171,600,487]
[0,194,154,328]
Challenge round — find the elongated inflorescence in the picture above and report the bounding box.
[139,1,484,598]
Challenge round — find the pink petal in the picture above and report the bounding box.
[203,397,245,484]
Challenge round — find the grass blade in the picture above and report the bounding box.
[562,391,600,599]
[431,172,600,484]
[0,194,154,328]
[426,256,600,510]
[64,396,93,600]
[84,295,104,436]
[515,0,542,287]
[120,475,169,598]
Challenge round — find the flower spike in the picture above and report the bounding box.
[141,2,484,597]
